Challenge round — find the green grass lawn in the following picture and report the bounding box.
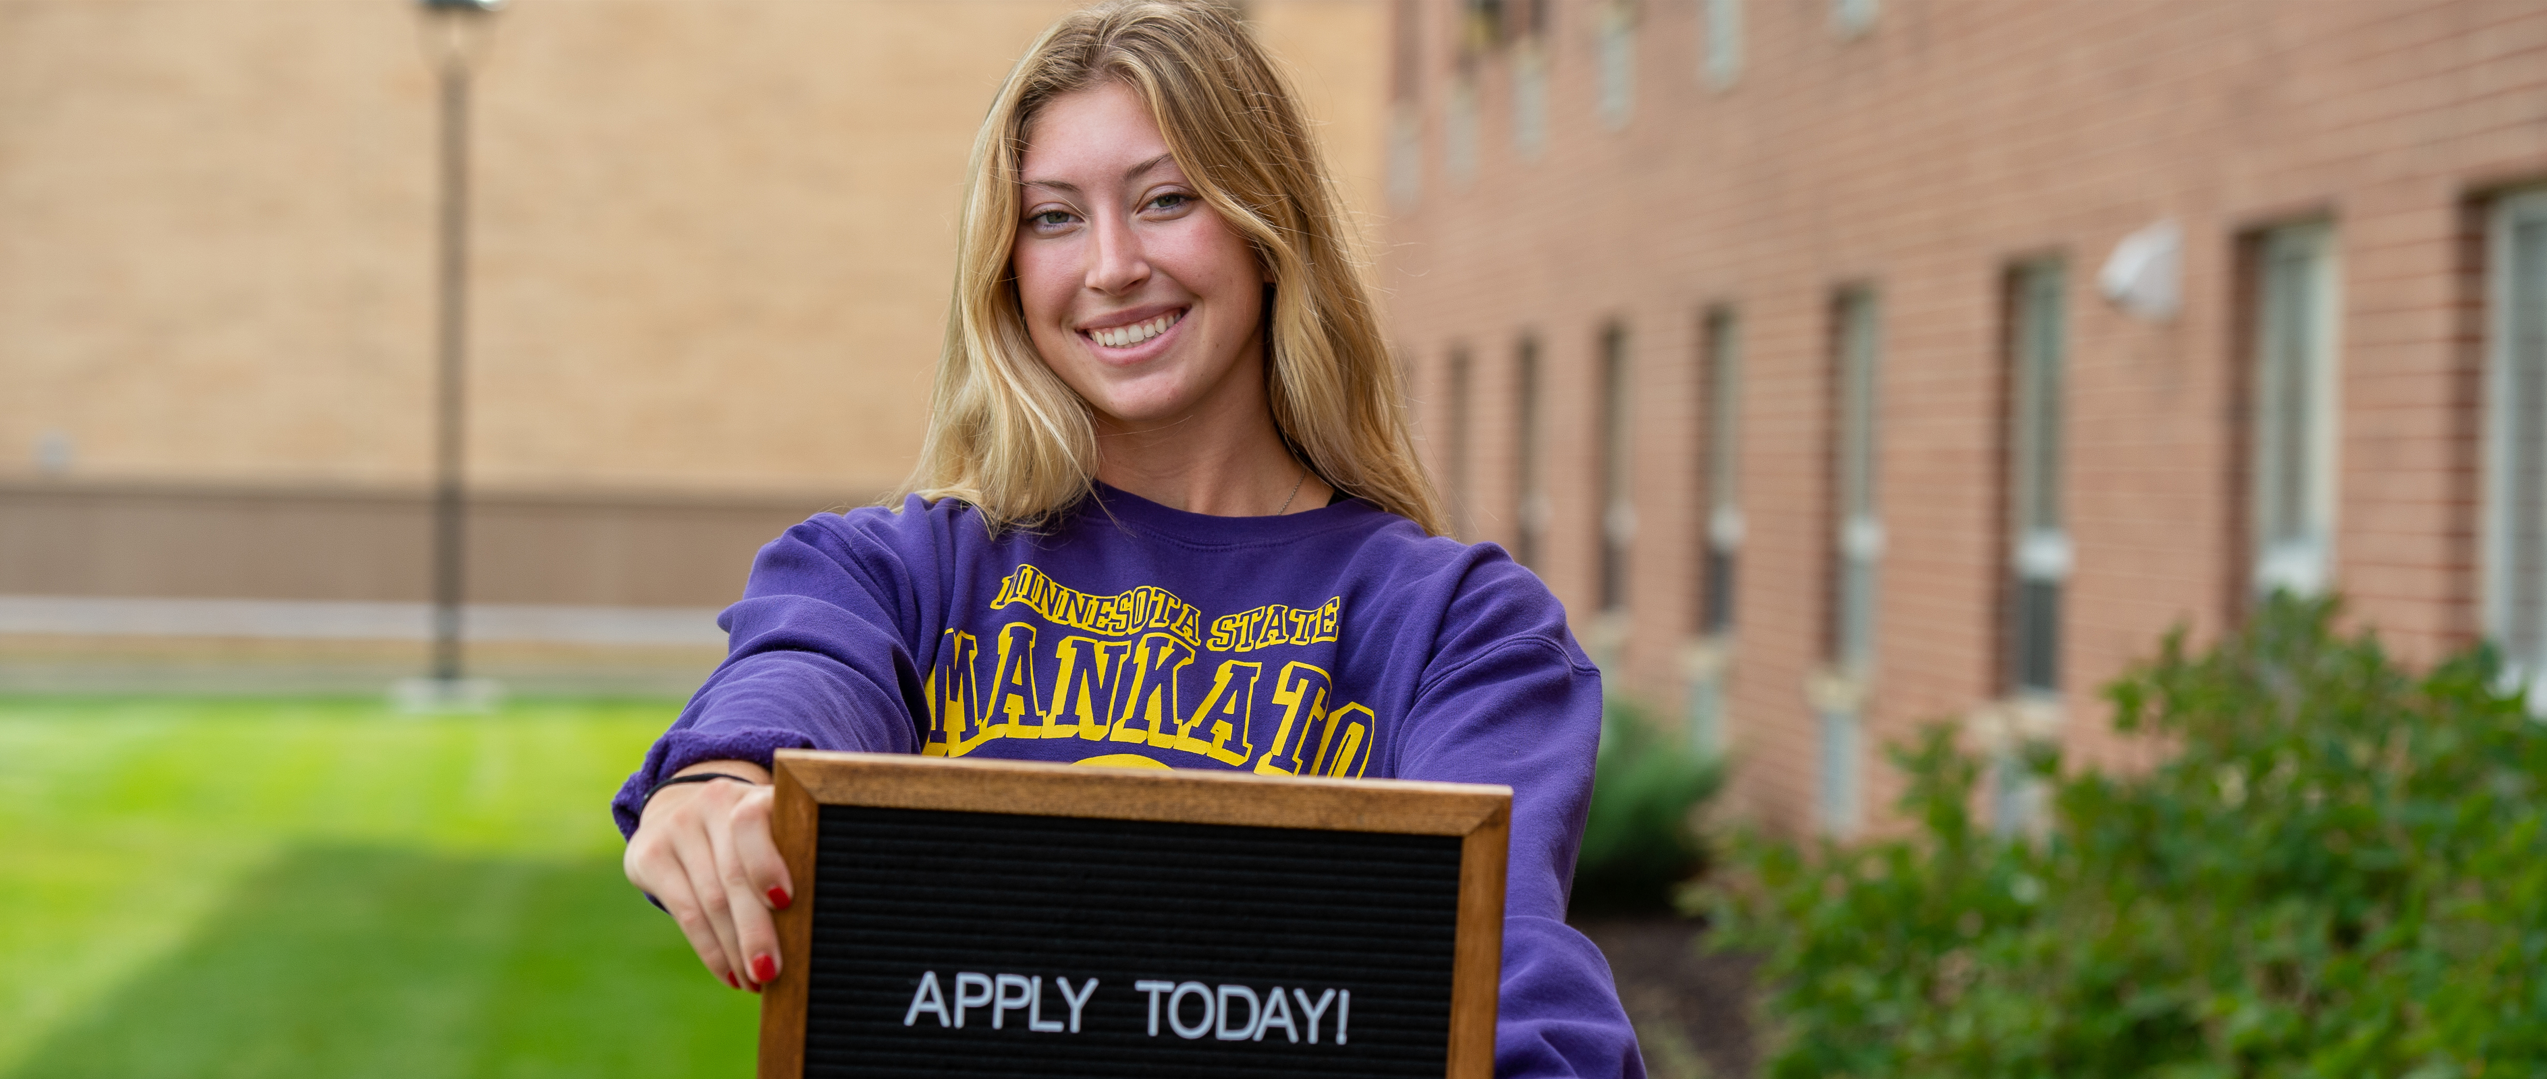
[0,696,759,1078]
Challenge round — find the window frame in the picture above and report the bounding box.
[1685,307,1743,758]
[1597,322,1634,613]
[2004,260,2069,698]
[1446,347,1475,540]
[2484,188,2547,706]
[1594,0,1636,131]
[1444,76,1480,186]
[1833,0,1877,38]
[1702,0,1743,89]
[1831,288,1884,676]
[1514,336,1546,570]
[1385,0,1424,208]
[2249,221,2343,600]
[1818,287,1882,837]
[1699,308,1742,636]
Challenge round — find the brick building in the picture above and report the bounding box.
[0,0,1384,689]
[1379,0,2547,835]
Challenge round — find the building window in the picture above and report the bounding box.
[1989,263,2067,837]
[1387,0,1423,208]
[1513,0,1547,39]
[1447,348,1475,539]
[1509,0,1549,160]
[1598,324,1633,612]
[1515,337,1546,570]
[1702,0,1742,89]
[2251,222,2341,599]
[1821,288,1882,835]
[1388,105,1423,209]
[1687,308,1742,756]
[1393,0,1423,100]
[2487,189,2547,711]
[1445,78,1479,186]
[1832,289,1883,676]
[1595,1,1635,130]
[1513,43,1548,160]
[1833,0,1877,37]
[1700,309,1742,637]
[2005,262,2069,697]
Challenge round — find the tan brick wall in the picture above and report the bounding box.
[1383,0,2547,834]
[0,0,1386,500]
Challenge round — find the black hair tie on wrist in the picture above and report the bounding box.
[641,771,764,814]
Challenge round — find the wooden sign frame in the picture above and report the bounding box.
[758,749,1511,1079]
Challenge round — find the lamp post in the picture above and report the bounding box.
[403,0,502,712]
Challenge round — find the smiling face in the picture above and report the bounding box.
[1012,80,1270,436]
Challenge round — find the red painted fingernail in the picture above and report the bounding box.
[723,971,739,990]
[751,954,779,984]
[768,886,792,910]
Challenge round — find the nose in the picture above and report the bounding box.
[1085,206,1150,295]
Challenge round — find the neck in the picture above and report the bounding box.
[1090,356,1331,517]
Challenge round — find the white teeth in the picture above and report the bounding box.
[1091,311,1180,349]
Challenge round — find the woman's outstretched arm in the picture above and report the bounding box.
[623,758,793,992]
[612,503,955,989]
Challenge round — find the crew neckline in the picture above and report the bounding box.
[1083,480,1375,546]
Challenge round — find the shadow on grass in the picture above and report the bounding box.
[9,845,758,1079]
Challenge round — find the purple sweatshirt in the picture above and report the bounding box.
[613,484,1644,1079]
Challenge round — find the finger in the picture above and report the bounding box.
[631,845,740,988]
[672,818,751,986]
[728,787,796,914]
[709,795,784,988]
[725,870,780,990]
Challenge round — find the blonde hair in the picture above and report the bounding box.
[895,0,1449,536]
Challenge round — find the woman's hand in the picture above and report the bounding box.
[623,759,795,992]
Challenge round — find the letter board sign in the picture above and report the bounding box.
[759,750,1510,1079]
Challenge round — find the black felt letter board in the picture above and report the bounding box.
[803,804,1463,1079]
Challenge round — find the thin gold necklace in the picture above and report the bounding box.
[1275,467,1307,515]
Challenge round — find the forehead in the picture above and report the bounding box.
[1019,81,1177,181]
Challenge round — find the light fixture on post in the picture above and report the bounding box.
[396,0,504,714]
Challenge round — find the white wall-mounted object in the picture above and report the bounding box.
[2099,218,2183,322]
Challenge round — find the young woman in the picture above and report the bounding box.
[615,2,1640,1074]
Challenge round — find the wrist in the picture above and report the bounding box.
[675,759,772,785]
[641,761,772,820]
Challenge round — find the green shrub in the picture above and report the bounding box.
[1572,701,1726,916]
[1694,595,2547,1078]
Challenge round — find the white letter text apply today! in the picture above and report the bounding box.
[901,972,1350,1045]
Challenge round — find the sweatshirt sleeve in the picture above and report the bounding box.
[1393,565,1645,1079]
[609,503,944,838]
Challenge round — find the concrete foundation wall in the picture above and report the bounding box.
[0,480,837,608]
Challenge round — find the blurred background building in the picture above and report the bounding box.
[1382,0,2547,836]
[8,0,2545,840]
[0,0,1385,694]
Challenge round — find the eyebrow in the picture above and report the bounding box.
[1022,152,1179,196]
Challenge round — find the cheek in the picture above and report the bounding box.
[1010,248,1071,326]
[1160,225,1264,310]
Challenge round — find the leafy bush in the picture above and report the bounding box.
[1572,701,1726,916]
[1695,596,2547,1078]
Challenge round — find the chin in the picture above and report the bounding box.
[1085,398,1193,429]
[1076,377,1208,428]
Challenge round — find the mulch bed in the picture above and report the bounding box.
[1570,915,1762,1079]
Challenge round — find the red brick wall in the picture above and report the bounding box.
[1379,0,2547,834]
